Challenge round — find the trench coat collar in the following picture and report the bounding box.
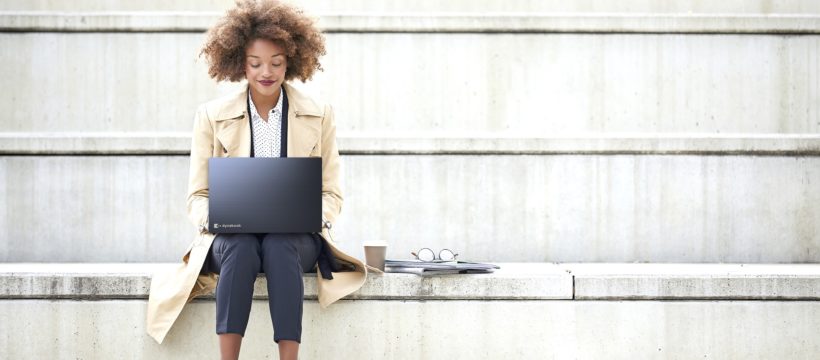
[214,81,323,120]
[210,81,324,158]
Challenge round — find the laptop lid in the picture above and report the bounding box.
[208,157,322,233]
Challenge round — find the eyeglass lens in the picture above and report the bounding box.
[439,249,455,261]
[416,248,435,262]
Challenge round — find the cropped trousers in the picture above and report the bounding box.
[200,232,321,343]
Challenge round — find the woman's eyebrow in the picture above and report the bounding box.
[246,53,285,58]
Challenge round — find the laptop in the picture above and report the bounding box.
[208,157,322,233]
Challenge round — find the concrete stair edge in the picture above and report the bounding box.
[2,132,820,155]
[2,262,819,300]
[1,12,820,33]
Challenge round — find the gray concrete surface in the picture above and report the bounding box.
[3,12,820,33]
[1,300,818,359]
[2,263,818,357]
[563,263,820,299]
[2,33,819,134]
[2,0,820,14]
[3,132,820,155]
[3,263,818,300]
[2,155,818,263]
[0,263,574,300]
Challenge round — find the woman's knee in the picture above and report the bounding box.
[215,233,261,260]
[260,233,320,272]
[260,233,301,253]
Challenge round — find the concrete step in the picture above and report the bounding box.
[3,12,820,33]
[1,263,818,359]
[1,148,818,263]
[0,263,572,300]
[4,263,819,300]
[6,299,819,359]
[2,0,819,14]
[1,27,819,134]
[3,132,820,155]
[564,263,820,299]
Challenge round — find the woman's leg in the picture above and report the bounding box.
[218,334,242,360]
[207,233,262,360]
[259,233,321,359]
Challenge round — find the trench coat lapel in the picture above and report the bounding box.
[284,83,322,157]
[209,86,248,157]
[211,82,322,158]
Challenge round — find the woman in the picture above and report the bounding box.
[145,1,378,359]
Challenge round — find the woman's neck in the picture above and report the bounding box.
[249,86,281,112]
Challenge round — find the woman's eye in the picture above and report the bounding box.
[250,64,260,68]
[273,63,283,67]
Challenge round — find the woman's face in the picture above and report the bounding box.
[245,38,287,99]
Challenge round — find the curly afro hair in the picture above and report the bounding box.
[199,0,326,82]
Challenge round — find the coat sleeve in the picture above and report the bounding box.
[320,104,343,226]
[186,104,212,232]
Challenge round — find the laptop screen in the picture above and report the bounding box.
[208,157,322,233]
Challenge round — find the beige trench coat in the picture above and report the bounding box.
[146,81,379,344]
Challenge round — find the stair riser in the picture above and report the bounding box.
[1,300,818,359]
[2,155,817,262]
[2,33,818,133]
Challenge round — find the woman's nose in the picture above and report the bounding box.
[263,64,275,76]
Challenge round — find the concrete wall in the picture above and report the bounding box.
[1,300,818,359]
[1,5,818,265]
[2,154,818,263]
[1,4,817,359]
[3,262,817,358]
[2,32,819,133]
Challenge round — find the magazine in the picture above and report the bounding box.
[384,259,500,276]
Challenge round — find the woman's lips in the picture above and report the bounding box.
[259,80,275,86]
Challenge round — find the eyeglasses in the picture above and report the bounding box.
[411,248,459,262]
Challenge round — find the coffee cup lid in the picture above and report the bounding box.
[363,241,388,247]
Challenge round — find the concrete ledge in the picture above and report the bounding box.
[0,132,189,155]
[2,132,820,155]
[4,300,820,358]
[2,263,819,301]
[564,263,820,300]
[0,263,574,300]
[342,134,820,156]
[3,263,818,357]
[1,12,820,34]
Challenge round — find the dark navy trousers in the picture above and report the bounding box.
[200,232,321,343]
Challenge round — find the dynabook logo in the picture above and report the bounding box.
[214,223,242,229]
